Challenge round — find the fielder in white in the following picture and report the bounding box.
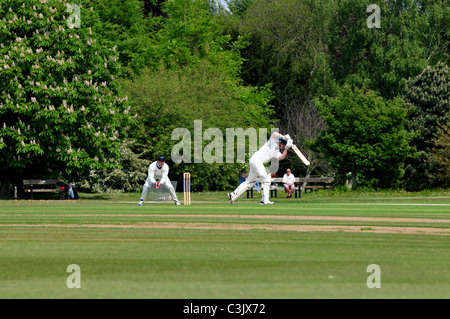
[138,156,181,206]
[228,132,293,205]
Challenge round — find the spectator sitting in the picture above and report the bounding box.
[282,168,295,199]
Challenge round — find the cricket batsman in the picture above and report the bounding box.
[228,132,293,205]
[138,156,181,206]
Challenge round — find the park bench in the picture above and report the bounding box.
[23,179,65,200]
[298,177,335,195]
[246,177,334,199]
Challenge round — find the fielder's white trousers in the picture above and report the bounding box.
[140,178,179,203]
[230,158,272,203]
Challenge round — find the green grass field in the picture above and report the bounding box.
[0,189,449,299]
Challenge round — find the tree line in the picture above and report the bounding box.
[0,0,448,197]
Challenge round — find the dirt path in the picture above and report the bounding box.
[124,214,450,223]
[2,221,449,236]
[4,213,449,224]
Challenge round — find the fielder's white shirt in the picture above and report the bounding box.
[251,137,282,164]
[283,173,295,185]
[148,161,169,184]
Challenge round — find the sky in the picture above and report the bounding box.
[216,0,230,11]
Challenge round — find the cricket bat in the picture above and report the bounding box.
[291,144,310,166]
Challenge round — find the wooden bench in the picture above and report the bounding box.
[23,179,65,200]
[246,177,334,198]
[298,177,335,195]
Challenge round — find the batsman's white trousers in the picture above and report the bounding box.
[230,158,272,203]
[140,178,179,203]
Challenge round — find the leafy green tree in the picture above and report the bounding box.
[224,0,255,16]
[311,86,415,188]
[405,62,450,153]
[114,0,275,191]
[150,0,245,75]
[79,0,163,74]
[427,121,450,188]
[403,62,450,189]
[0,0,133,197]
[119,63,273,191]
[327,0,449,99]
[236,0,317,113]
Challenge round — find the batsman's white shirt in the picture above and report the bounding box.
[251,137,282,164]
[147,161,169,184]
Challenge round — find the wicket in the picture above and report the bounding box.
[183,172,191,205]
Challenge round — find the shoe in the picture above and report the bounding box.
[175,201,181,206]
[260,201,274,205]
[227,193,234,205]
[138,200,144,206]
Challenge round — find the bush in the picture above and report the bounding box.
[78,140,150,192]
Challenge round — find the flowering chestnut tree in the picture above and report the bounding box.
[0,0,133,196]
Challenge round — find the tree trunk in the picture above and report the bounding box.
[0,175,11,198]
[301,165,312,190]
